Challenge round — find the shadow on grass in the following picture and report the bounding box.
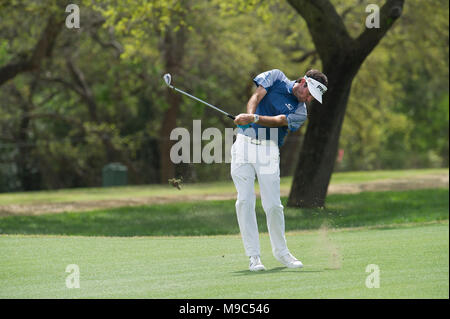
[231,267,325,276]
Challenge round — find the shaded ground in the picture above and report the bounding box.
[0,172,447,216]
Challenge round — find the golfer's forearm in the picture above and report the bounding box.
[246,95,259,114]
[257,115,287,127]
[247,86,267,113]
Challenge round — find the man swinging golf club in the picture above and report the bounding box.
[231,69,328,271]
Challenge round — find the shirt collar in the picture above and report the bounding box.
[287,80,295,94]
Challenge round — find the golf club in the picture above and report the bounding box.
[163,73,236,120]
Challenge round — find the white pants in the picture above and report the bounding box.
[231,134,290,259]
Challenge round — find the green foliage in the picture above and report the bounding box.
[337,0,449,171]
[0,0,448,190]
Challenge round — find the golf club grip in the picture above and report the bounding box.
[227,114,236,120]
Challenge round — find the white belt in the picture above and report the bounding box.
[237,133,278,147]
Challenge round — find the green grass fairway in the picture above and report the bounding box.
[0,223,448,298]
[0,171,448,299]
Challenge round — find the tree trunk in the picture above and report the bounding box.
[288,63,355,207]
[159,89,182,183]
[9,84,41,191]
[287,0,405,208]
[16,103,35,190]
[158,17,187,183]
[280,129,303,177]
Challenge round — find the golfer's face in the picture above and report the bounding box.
[293,81,314,103]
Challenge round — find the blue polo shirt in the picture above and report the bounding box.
[240,69,307,147]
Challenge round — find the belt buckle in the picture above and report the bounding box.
[250,138,261,145]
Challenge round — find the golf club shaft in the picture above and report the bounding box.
[171,87,235,120]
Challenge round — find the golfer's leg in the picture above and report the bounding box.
[256,148,289,259]
[231,161,259,257]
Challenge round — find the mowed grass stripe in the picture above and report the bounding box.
[0,223,448,298]
[0,188,448,236]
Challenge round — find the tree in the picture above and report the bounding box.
[159,5,189,183]
[337,0,449,171]
[286,0,405,208]
[0,13,63,86]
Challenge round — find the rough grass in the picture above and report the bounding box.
[0,168,446,205]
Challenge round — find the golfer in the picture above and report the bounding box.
[231,69,328,271]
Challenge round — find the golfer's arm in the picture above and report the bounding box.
[257,114,288,127]
[247,85,267,113]
[245,85,286,127]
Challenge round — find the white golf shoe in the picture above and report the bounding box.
[249,255,266,271]
[277,253,304,269]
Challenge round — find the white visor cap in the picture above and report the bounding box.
[304,76,327,104]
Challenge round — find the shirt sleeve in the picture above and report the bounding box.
[286,105,307,132]
[253,69,287,91]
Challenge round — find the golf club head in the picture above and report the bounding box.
[163,73,172,88]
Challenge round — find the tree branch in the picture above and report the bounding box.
[0,135,15,143]
[0,15,64,86]
[24,112,85,131]
[91,27,124,58]
[287,0,354,63]
[354,0,405,63]
[44,77,85,97]
[65,57,100,123]
[292,49,317,63]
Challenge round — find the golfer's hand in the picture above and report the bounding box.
[234,113,254,126]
